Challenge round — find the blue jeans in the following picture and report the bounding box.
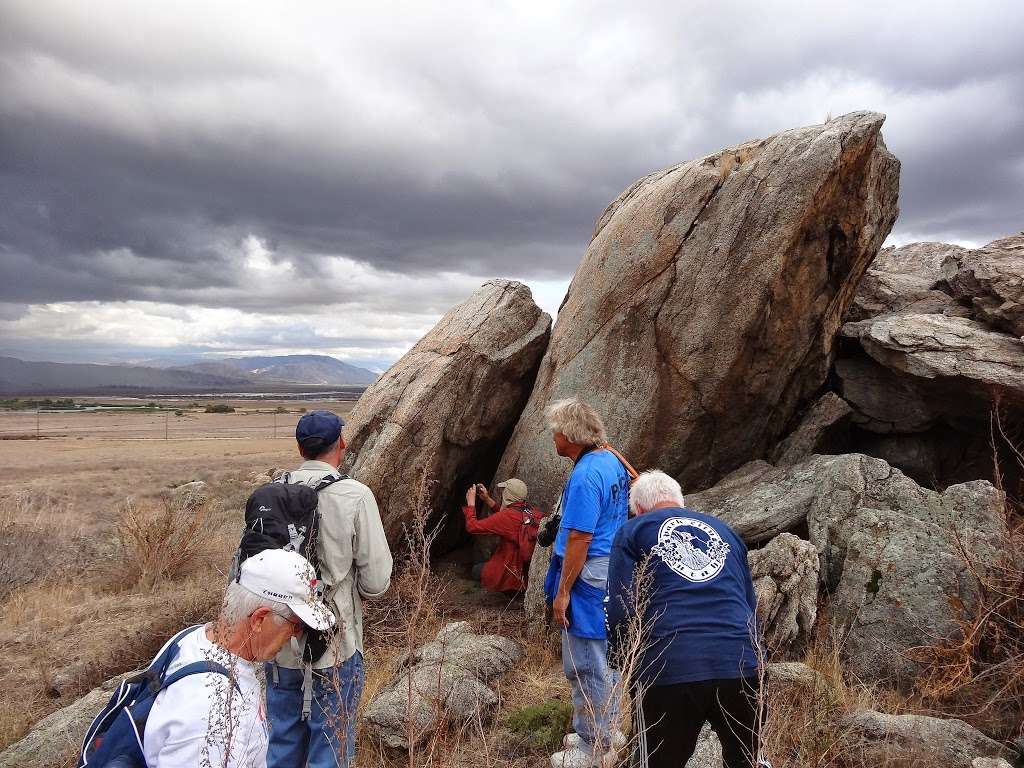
[265,652,364,768]
[562,631,621,755]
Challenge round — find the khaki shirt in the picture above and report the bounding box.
[274,460,393,669]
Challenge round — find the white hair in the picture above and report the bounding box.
[629,470,684,516]
[221,581,293,625]
[546,397,607,447]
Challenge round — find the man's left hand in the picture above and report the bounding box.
[553,591,570,629]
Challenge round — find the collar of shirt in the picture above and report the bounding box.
[298,460,340,473]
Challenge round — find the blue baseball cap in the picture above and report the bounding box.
[295,410,344,447]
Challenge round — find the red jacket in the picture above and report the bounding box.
[462,501,542,593]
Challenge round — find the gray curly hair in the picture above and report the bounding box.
[546,397,607,447]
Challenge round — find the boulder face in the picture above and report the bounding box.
[343,280,550,547]
[496,111,900,508]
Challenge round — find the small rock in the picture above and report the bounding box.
[972,759,1014,768]
[363,622,522,750]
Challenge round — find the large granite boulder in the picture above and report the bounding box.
[687,453,1010,685]
[844,711,1009,768]
[363,622,521,749]
[942,232,1024,338]
[748,533,819,656]
[343,280,550,546]
[495,112,900,509]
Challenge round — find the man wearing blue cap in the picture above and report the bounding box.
[265,410,393,768]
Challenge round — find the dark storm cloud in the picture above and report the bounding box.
[1,0,1022,357]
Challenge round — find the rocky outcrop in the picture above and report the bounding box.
[343,280,550,546]
[769,392,852,465]
[841,313,1024,404]
[495,112,900,509]
[748,533,819,656]
[363,622,521,749]
[687,452,1010,685]
[844,711,1009,768]
[0,678,117,768]
[942,233,1024,338]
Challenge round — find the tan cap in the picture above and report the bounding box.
[497,478,528,504]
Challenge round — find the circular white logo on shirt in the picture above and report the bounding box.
[651,517,731,582]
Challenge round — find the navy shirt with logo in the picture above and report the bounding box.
[605,507,759,687]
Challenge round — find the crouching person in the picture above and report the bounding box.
[463,478,542,593]
[78,550,334,768]
[606,470,768,768]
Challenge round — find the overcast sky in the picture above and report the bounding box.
[1,1,1022,371]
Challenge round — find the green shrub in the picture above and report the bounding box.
[505,699,573,752]
[204,404,234,414]
[174,410,184,417]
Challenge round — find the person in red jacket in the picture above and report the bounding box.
[463,478,542,593]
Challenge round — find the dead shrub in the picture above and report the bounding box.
[114,488,211,589]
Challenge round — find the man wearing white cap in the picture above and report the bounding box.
[143,549,334,768]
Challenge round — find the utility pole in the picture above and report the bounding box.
[165,412,169,440]
[36,407,40,440]
[273,411,277,439]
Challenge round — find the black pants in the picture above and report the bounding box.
[635,675,762,768]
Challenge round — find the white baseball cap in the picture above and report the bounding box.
[238,549,336,631]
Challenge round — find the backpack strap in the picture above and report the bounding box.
[158,660,240,694]
[602,444,639,483]
[312,472,348,493]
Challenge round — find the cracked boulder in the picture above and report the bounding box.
[748,533,819,656]
[343,280,550,547]
[495,111,900,508]
[363,622,521,750]
[686,453,1010,685]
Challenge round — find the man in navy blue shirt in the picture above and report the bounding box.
[606,470,766,768]
[543,398,631,768]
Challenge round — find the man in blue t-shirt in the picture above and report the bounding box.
[542,398,630,768]
[605,470,767,768]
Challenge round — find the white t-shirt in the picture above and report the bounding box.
[143,626,268,768]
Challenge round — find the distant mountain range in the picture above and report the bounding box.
[0,354,377,395]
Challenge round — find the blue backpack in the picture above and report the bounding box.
[77,625,237,768]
